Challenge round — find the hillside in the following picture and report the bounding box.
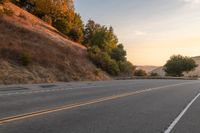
[151,56,200,77]
[0,3,110,84]
[136,66,158,74]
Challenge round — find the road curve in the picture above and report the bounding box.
[0,79,200,133]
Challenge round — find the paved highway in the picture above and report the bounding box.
[0,79,200,133]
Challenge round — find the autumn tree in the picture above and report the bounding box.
[12,0,84,42]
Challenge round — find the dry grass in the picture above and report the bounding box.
[0,3,110,84]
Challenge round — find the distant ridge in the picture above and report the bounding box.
[136,66,159,73]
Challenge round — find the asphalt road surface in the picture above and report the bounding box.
[0,79,200,133]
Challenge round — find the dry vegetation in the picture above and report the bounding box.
[0,3,109,84]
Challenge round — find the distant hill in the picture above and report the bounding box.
[136,66,159,74]
[151,56,200,77]
[0,3,109,84]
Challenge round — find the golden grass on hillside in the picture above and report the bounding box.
[0,3,109,84]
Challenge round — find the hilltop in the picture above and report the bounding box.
[151,56,200,77]
[0,2,110,84]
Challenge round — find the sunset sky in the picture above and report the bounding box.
[74,0,200,66]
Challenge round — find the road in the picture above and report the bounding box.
[0,79,200,133]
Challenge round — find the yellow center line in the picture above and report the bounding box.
[0,81,198,125]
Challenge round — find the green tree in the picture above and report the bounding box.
[118,61,135,75]
[111,44,126,61]
[164,55,198,77]
[67,13,84,43]
[84,20,118,53]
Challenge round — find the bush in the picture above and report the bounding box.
[53,17,70,35]
[19,52,31,66]
[150,72,159,76]
[118,61,135,75]
[89,51,120,76]
[134,69,147,76]
[68,28,83,43]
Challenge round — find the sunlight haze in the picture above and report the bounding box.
[74,0,200,66]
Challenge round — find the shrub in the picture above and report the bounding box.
[68,28,83,43]
[89,51,120,76]
[19,52,31,66]
[150,72,159,76]
[134,69,147,76]
[53,17,70,35]
[118,61,135,75]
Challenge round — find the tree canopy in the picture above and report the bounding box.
[164,55,198,77]
[85,20,135,76]
[12,0,84,43]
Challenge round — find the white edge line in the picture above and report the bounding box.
[164,92,200,133]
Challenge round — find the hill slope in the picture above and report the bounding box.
[136,66,159,74]
[0,3,109,84]
[151,56,200,77]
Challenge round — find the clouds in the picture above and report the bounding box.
[134,31,146,36]
[183,0,200,4]
[181,0,200,7]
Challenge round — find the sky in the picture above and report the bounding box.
[74,0,200,66]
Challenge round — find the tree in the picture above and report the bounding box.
[83,20,100,46]
[134,69,147,76]
[67,13,84,43]
[83,20,118,53]
[164,55,198,77]
[118,61,135,75]
[12,0,84,42]
[111,44,126,61]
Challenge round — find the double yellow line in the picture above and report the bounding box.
[0,88,159,125]
[0,81,196,125]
